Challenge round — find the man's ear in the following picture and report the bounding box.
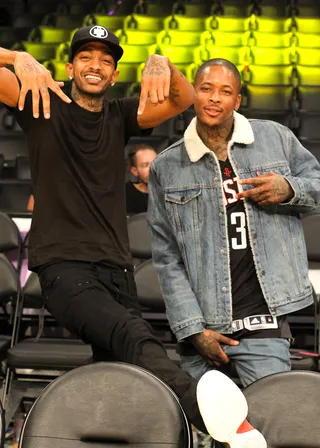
[235,94,242,111]
[66,62,74,79]
[111,69,120,86]
[130,166,138,177]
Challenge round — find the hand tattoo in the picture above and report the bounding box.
[143,55,169,77]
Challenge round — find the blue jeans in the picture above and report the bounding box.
[181,338,291,447]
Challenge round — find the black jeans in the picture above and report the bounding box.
[38,260,207,433]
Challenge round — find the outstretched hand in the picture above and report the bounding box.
[14,52,71,119]
[237,172,294,206]
[138,54,171,115]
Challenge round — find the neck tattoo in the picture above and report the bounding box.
[196,118,234,161]
[71,84,104,112]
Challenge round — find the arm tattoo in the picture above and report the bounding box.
[169,79,181,108]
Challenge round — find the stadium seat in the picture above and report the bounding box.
[248,4,286,17]
[115,64,139,83]
[244,371,320,447]
[239,46,293,66]
[157,29,202,47]
[18,363,191,447]
[156,44,195,65]
[120,44,150,64]
[0,134,28,163]
[50,13,84,29]
[164,15,205,32]
[27,26,72,44]
[241,85,293,111]
[297,86,320,111]
[239,65,293,86]
[127,212,152,261]
[205,16,246,33]
[115,29,158,46]
[82,14,125,30]
[299,113,320,140]
[208,30,244,47]
[244,15,286,33]
[210,3,247,17]
[13,13,43,29]
[293,4,320,17]
[296,66,320,87]
[172,1,210,17]
[287,32,320,49]
[0,27,30,49]
[194,44,240,66]
[242,31,287,48]
[133,1,172,16]
[124,14,164,31]
[2,271,93,409]
[11,42,57,62]
[284,17,320,34]
[297,48,320,66]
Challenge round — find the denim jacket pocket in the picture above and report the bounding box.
[165,188,203,233]
[238,161,291,178]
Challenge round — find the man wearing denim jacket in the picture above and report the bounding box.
[148,58,320,447]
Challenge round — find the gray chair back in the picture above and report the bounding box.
[19,362,192,447]
[127,212,152,260]
[243,370,320,447]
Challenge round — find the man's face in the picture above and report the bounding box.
[194,65,241,128]
[131,149,157,185]
[66,42,119,96]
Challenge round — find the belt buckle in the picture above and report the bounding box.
[243,314,278,331]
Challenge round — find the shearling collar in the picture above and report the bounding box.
[184,110,255,162]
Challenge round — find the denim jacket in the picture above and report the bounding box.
[148,111,320,342]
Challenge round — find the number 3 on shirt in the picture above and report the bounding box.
[231,212,247,250]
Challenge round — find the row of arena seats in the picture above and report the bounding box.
[2,0,320,20]
[0,211,320,417]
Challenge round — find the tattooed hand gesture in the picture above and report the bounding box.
[191,329,239,366]
[14,52,71,119]
[138,54,171,115]
[237,172,294,206]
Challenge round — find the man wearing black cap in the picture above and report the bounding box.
[0,27,211,433]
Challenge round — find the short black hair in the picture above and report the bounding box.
[194,58,241,92]
[127,144,156,167]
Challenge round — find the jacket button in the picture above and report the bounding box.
[180,196,185,202]
[222,287,227,292]
[218,212,223,216]
[220,249,225,254]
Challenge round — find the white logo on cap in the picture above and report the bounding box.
[89,26,108,39]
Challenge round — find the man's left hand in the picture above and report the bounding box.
[138,54,171,115]
[237,172,294,206]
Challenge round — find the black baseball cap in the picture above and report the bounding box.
[68,25,124,65]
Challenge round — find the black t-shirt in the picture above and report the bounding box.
[125,181,148,215]
[7,89,151,271]
[219,158,291,340]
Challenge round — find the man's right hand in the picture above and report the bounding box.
[13,52,71,119]
[191,329,239,365]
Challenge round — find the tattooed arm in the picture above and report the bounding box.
[0,47,71,118]
[137,54,194,129]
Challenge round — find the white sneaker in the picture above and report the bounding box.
[197,370,267,448]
